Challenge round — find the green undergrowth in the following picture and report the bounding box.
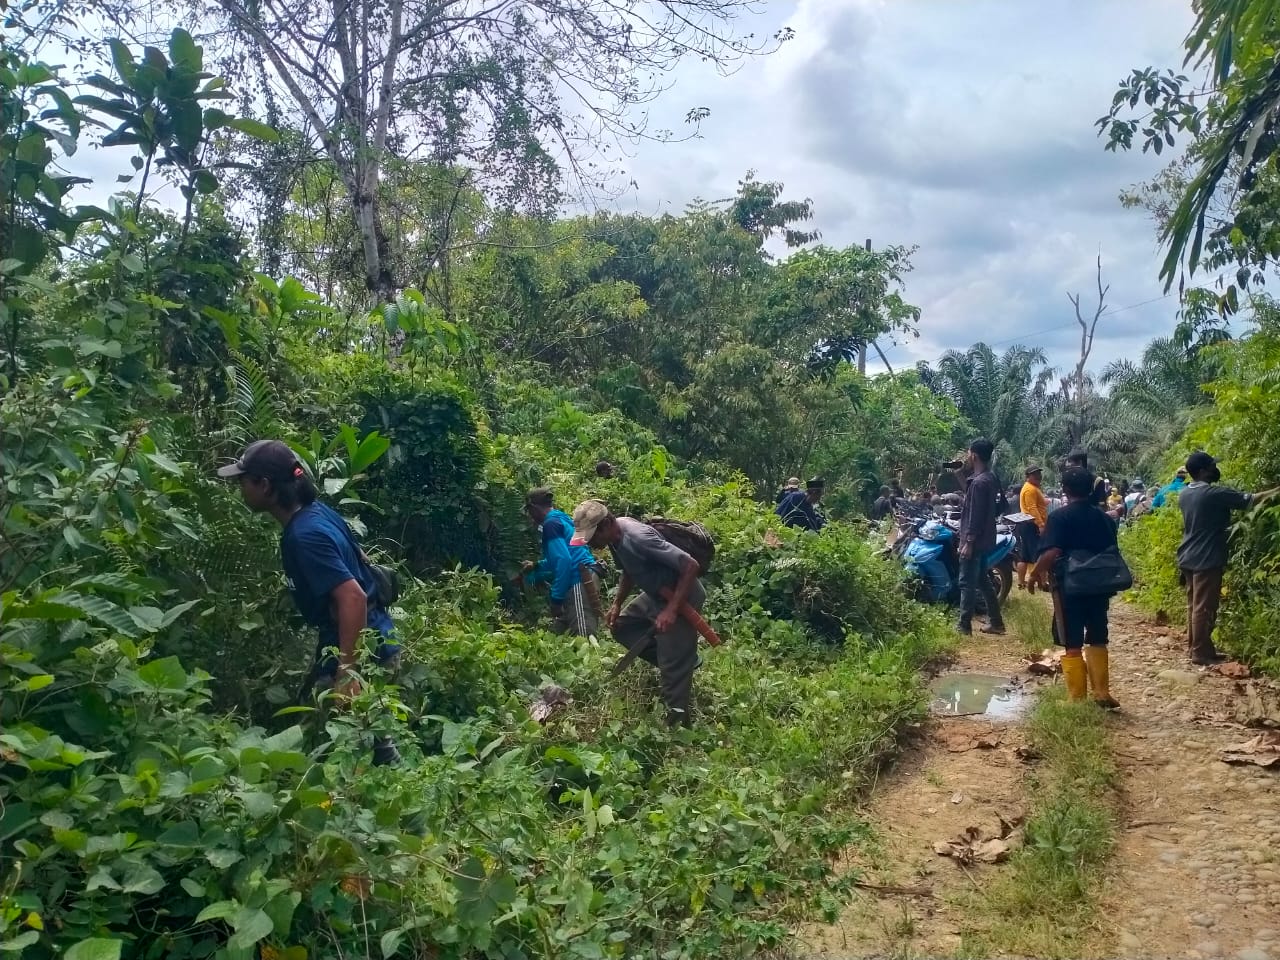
[2,351,952,959]
[1119,503,1187,625]
[957,690,1119,959]
[1001,592,1054,657]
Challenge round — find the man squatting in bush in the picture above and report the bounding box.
[517,488,603,636]
[571,500,703,727]
[218,440,401,766]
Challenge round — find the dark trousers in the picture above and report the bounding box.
[958,551,1002,626]
[1182,566,1224,660]
[1051,593,1110,650]
[611,585,703,725]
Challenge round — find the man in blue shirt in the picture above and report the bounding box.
[519,488,601,635]
[1151,469,1187,509]
[218,439,400,764]
[776,477,827,531]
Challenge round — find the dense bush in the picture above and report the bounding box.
[0,36,958,960]
[1119,499,1187,623]
[1121,302,1280,673]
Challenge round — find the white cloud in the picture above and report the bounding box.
[610,0,1197,376]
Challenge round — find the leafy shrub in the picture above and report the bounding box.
[1119,502,1187,623]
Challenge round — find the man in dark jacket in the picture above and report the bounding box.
[1065,448,1107,508]
[776,477,827,531]
[957,438,1004,635]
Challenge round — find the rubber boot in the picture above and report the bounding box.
[1084,645,1120,710]
[1062,650,1087,701]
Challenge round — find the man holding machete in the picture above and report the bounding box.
[571,499,704,726]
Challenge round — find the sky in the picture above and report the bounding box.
[605,0,1197,376]
[53,0,1196,379]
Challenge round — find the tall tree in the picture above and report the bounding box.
[1098,0,1280,308]
[207,0,791,300]
[1064,255,1110,448]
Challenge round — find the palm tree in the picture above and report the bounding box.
[1101,336,1219,470]
[921,343,1056,467]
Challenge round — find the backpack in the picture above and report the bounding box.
[647,517,715,576]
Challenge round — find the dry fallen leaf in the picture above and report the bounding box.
[940,731,1003,753]
[763,529,783,549]
[933,820,1022,865]
[1024,648,1064,676]
[1233,682,1280,729]
[1014,745,1043,763]
[1212,661,1252,680]
[529,683,572,723]
[1219,731,1280,768]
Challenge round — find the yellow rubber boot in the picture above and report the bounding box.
[1084,646,1120,710]
[1062,651,1087,701]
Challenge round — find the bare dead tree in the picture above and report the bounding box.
[1066,254,1110,447]
[202,0,791,302]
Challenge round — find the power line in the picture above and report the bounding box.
[878,291,1175,369]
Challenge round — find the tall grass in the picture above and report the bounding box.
[1003,591,1054,655]
[957,690,1119,958]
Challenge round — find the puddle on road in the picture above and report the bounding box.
[929,672,1029,719]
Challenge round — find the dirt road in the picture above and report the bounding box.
[795,599,1280,960]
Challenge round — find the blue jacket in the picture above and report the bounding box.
[1151,476,1186,509]
[526,508,596,602]
[776,489,826,531]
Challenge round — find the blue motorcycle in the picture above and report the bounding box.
[902,518,1016,607]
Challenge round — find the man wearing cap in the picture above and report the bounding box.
[218,439,400,764]
[776,477,827,531]
[1177,452,1275,665]
[519,488,601,636]
[570,500,703,726]
[1017,464,1048,593]
[775,477,801,505]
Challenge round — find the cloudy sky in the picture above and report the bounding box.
[56,0,1196,377]
[609,0,1196,375]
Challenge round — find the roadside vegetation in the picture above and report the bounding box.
[956,692,1119,960]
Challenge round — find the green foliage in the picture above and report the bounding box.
[0,36,961,960]
[1097,1,1280,303]
[1121,300,1280,672]
[1119,500,1188,623]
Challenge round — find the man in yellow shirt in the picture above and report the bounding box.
[1018,465,1049,592]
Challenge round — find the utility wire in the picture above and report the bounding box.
[877,292,1175,370]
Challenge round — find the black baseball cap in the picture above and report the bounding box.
[1185,451,1217,476]
[216,440,304,481]
[1025,464,1043,476]
[806,477,825,490]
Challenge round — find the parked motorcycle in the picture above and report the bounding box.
[898,514,1016,607]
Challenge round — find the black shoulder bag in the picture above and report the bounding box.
[1060,546,1132,597]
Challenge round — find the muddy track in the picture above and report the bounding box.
[794,600,1280,960]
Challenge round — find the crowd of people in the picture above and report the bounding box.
[996,445,1274,706]
[214,433,1276,759]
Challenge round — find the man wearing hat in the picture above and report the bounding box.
[1177,452,1275,665]
[1017,464,1048,592]
[570,500,703,725]
[776,477,827,531]
[218,439,400,764]
[775,476,801,505]
[519,488,601,636]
